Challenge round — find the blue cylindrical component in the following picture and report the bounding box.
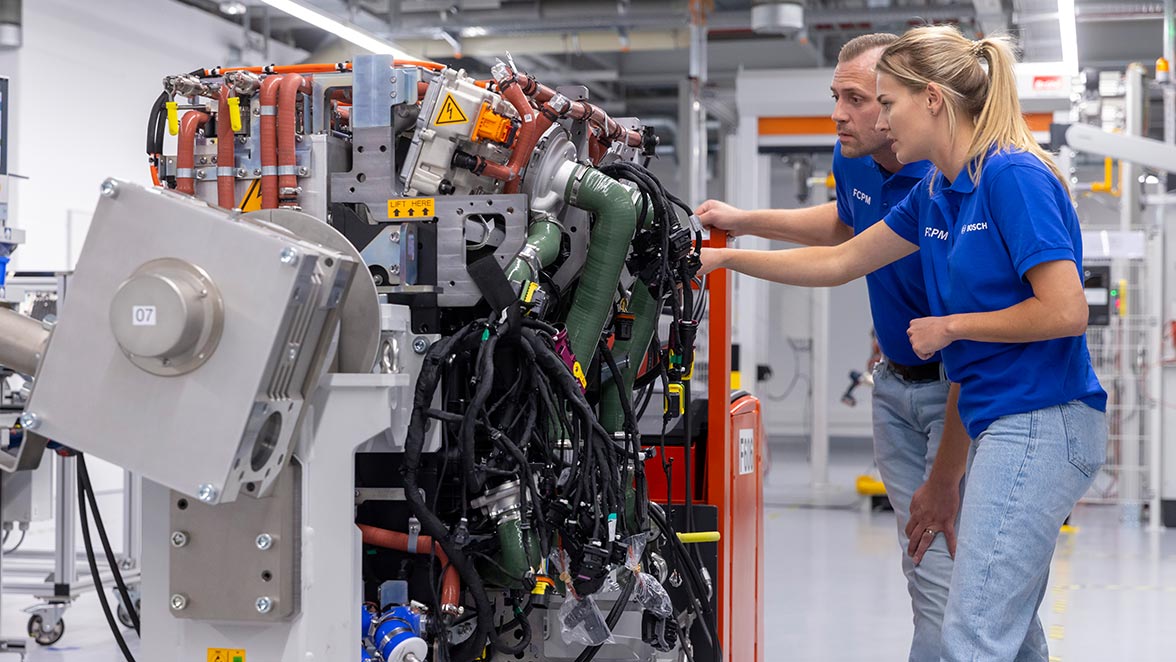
[373,606,427,662]
[361,603,378,660]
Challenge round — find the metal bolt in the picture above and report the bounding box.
[255,534,274,551]
[255,596,273,614]
[236,168,247,177]
[295,134,303,143]
[297,166,308,177]
[197,483,218,503]
[238,135,248,144]
[253,107,261,116]
[412,337,429,354]
[170,531,189,548]
[390,231,401,243]
[279,247,299,265]
[389,264,401,275]
[390,75,397,83]
[170,594,188,611]
[253,168,262,176]
[195,169,207,180]
[99,179,119,199]
[198,157,208,165]
[18,412,40,431]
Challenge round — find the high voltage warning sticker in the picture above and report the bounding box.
[434,93,470,126]
[388,198,436,219]
[237,179,262,212]
[207,649,246,662]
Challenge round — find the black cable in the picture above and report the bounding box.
[78,455,141,635]
[146,91,169,156]
[76,456,137,662]
[2,528,25,554]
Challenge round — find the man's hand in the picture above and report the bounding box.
[698,247,726,277]
[695,199,747,236]
[905,476,961,565]
[907,316,955,360]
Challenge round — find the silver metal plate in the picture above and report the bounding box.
[244,209,380,373]
[169,461,300,622]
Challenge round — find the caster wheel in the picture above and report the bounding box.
[116,599,140,629]
[27,613,64,645]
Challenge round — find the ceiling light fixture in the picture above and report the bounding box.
[1057,0,1079,74]
[256,0,420,58]
[219,1,248,16]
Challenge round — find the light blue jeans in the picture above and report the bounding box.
[872,364,957,662]
[941,401,1106,662]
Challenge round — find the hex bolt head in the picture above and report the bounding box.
[196,483,218,503]
[412,337,429,354]
[279,247,299,265]
[255,596,273,614]
[253,168,262,176]
[170,531,189,548]
[255,533,274,551]
[195,169,207,180]
[18,412,40,431]
[297,166,308,177]
[99,179,119,199]
[389,264,401,275]
[236,168,247,177]
[170,594,188,611]
[390,231,401,243]
[238,135,248,144]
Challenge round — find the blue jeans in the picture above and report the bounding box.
[872,364,956,662]
[941,401,1106,662]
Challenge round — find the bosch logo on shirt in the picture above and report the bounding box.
[960,221,989,234]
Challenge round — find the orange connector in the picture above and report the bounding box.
[472,102,517,145]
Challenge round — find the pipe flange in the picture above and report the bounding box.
[521,125,579,217]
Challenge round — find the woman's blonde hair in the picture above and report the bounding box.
[876,25,1065,189]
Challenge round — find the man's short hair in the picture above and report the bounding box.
[838,33,899,64]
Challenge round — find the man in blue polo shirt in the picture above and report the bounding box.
[695,33,970,662]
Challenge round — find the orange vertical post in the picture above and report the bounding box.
[704,230,734,661]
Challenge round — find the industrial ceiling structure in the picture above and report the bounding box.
[176,1,1168,141]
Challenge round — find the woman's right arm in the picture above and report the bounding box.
[699,220,918,286]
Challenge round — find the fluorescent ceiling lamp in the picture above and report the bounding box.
[1057,0,1079,74]
[257,0,420,59]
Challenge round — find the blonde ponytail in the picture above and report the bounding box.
[877,26,1067,191]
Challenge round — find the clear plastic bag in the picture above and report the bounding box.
[633,572,673,618]
[622,532,649,572]
[559,594,615,646]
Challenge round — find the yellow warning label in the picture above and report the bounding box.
[237,179,262,212]
[387,197,436,219]
[207,648,246,662]
[434,93,470,126]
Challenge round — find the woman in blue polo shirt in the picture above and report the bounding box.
[701,26,1106,661]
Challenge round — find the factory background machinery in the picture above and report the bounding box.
[0,52,764,662]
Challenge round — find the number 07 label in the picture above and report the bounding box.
[132,305,156,326]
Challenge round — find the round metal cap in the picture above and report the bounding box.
[110,258,223,376]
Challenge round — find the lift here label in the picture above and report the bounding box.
[388,198,436,219]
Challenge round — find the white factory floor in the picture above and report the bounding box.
[1,440,1175,661]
